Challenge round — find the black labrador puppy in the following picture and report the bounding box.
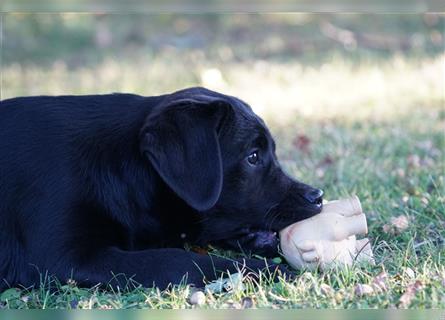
[0,87,323,290]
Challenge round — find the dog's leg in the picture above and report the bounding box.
[70,247,285,289]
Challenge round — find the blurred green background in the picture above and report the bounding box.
[3,14,444,123]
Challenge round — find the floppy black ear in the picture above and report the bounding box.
[140,94,231,211]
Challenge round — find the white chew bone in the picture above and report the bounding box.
[322,195,363,217]
[280,196,375,270]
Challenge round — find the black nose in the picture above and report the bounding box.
[304,188,324,204]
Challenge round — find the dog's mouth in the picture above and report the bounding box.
[236,228,281,254]
[315,197,323,208]
[211,227,280,257]
[243,229,279,246]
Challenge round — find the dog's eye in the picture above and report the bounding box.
[247,151,259,165]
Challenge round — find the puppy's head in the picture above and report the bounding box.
[140,87,323,256]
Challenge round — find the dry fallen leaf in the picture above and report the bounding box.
[407,154,421,168]
[421,157,435,167]
[293,134,311,153]
[372,271,389,293]
[319,283,334,296]
[316,168,325,178]
[333,289,346,303]
[382,215,410,235]
[315,155,336,179]
[395,168,406,178]
[354,284,374,297]
[318,155,335,167]
[415,140,433,151]
[439,271,445,287]
[403,267,416,279]
[223,299,242,309]
[392,216,410,230]
[190,246,209,255]
[398,280,424,308]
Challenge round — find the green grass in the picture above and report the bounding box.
[1,13,444,309]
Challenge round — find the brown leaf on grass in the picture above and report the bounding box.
[415,140,434,150]
[190,246,209,255]
[293,134,311,153]
[334,290,345,303]
[223,299,242,309]
[398,280,424,308]
[438,271,445,288]
[421,157,435,168]
[318,155,335,167]
[407,149,435,169]
[315,156,336,178]
[319,283,334,296]
[420,197,429,206]
[371,271,389,293]
[407,154,421,168]
[391,215,410,230]
[403,267,416,279]
[316,168,325,178]
[354,284,374,297]
[382,215,410,235]
[395,168,406,178]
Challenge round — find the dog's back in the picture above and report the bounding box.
[0,94,157,287]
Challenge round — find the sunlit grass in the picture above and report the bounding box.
[3,54,443,124]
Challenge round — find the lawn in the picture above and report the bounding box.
[1,13,444,309]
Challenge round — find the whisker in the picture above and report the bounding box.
[266,211,280,232]
[264,202,280,219]
[264,202,281,231]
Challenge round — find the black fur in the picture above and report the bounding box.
[0,87,323,289]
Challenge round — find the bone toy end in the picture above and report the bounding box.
[280,196,374,270]
[322,195,362,216]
